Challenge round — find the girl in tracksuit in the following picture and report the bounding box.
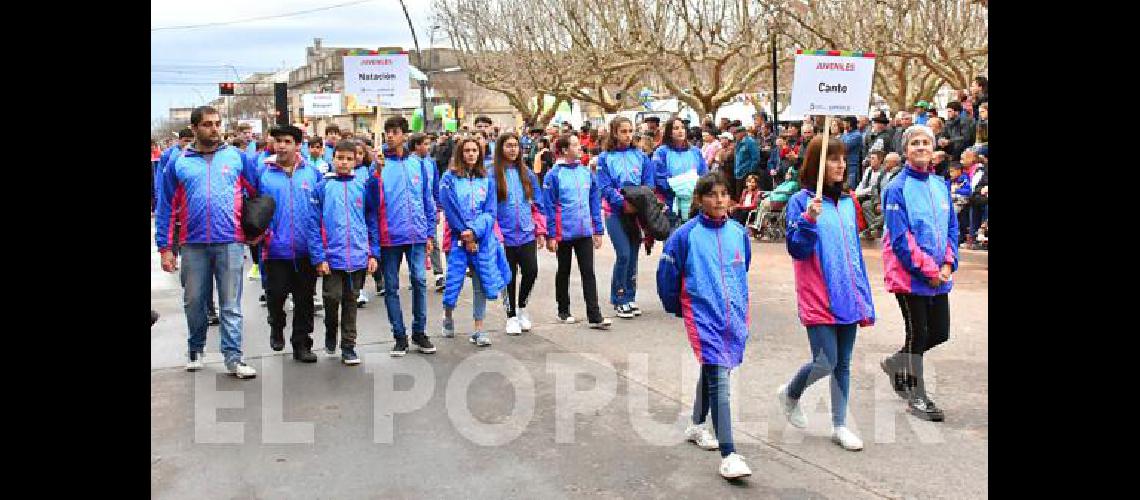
[492,133,547,336]
[656,171,752,480]
[542,133,612,329]
[879,124,958,422]
[778,136,875,452]
[597,117,655,320]
[653,117,708,224]
[308,140,377,366]
[439,137,501,347]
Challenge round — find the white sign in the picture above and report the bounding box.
[302,93,343,116]
[788,51,876,116]
[237,119,262,135]
[343,53,410,108]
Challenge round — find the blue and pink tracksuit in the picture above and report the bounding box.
[881,165,959,296]
[541,161,604,241]
[363,151,437,252]
[652,143,708,215]
[155,144,260,251]
[308,174,371,272]
[784,189,877,327]
[256,155,323,262]
[439,170,511,312]
[656,212,751,458]
[597,146,655,306]
[494,167,546,247]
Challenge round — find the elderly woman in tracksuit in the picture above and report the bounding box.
[439,136,508,347]
[597,117,655,320]
[492,133,547,336]
[657,171,753,480]
[777,136,875,452]
[877,124,958,422]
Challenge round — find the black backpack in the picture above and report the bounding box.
[241,194,276,242]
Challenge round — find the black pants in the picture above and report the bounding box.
[323,269,366,348]
[250,243,261,265]
[555,236,602,323]
[264,258,317,346]
[504,241,539,317]
[891,293,950,395]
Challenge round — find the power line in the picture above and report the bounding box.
[151,0,374,31]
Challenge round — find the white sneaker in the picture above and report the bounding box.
[313,294,324,310]
[719,453,752,479]
[629,302,642,316]
[832,426,864,451]
[557,313,578,324]
[684,424,719,450]
[777,384,808,429]
[227,361,257,379]
[505,317,522,335]
[284,296,294,312]
[357,289,369,307]
[517,309,533,331]
[185,352,204,371]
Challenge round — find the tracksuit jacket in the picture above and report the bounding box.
[439,170,511,308]
[542,160,604,241]
[494,167,547,247]
[652,143,708,213]
[785,189,877,327]
[256,154,323,262]
[155,143,259,251]
[363,150,437,255]
[656,213,752,368]
[308,173,370,272]
[881,164,959,296]
[597,146,655,216]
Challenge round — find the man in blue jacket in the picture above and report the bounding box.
[364,116,438,357]
[840,116,864,187]
[156,106,259,379]
[733,126,760,195]
[256,125,323,362]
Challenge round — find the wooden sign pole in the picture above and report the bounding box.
[815,115,831,199]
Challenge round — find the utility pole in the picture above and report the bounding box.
[398,0,429,133]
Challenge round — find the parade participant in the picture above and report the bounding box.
[255,125,323,362]
[439,137,509,347]
[310,140,377,365]
[493,133,546,335]
[321,124,341,164]
[307,138,331,177]
[156,106,258,378]
[410,133,446,292]
[879,125,958,422]
[777,135,876,451]
[542,133,612,329]
[657,171,752,479]
[653,117,708,224]
[364,116,438,357]
[597,117,654,319]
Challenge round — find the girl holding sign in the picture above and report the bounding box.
[653,117,708,224]
[778,135,875,451]
[878,125,958,422]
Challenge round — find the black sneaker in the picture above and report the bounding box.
[325,336,337,356]
[259,294,267,306]
[615,304,635,319]
[880,355,912,399]
[270,329,285,351]
[411,333,437,354]
[151,310,160,326]
[207,310,220,326]
[292,345,318,363]
[434,274,445,293]
[588,317,613,329]
[390,337,409,357]
[557,312,578,324]
[629,303,642,316]
[907,394,945,422]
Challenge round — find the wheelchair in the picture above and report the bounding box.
[745,197,786,241]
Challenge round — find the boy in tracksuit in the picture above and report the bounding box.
[410,133,446,291]
[364,116,438,357]
[256,125,323,362]
[542,133,612,329]
[309,140,377,365]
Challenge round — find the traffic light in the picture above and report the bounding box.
[273,82,288,125]
[219,82,235,96]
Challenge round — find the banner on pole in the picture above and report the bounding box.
[343,51,410,108]
[788,50,876,116]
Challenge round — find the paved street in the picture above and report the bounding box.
[151,222,988,499]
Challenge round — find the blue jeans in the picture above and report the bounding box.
[181,243,245,365]
[604,214,639,306]
[786,323,858,426]
[447,261,487,321]
[693,364,735,457]
[969,203,987,238]
[381,244,428,338]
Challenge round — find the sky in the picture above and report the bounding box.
[151,0,438,122]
